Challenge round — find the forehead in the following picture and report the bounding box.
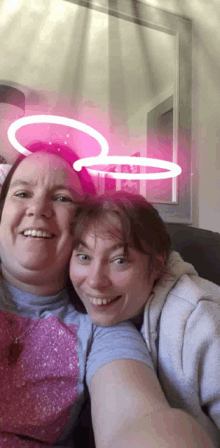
[10,153,82,192]
[81,232,123,254]
[81,216,123,247]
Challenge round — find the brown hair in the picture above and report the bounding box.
[71,191,172,278]
[0,141,96,221]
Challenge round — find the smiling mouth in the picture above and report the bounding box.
[89,295,122,306]
[22,230,55,239]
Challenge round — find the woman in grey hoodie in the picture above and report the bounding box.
[70,191,220,447]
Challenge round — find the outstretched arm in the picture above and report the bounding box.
[90,359,215,448]
[108,408,215,448]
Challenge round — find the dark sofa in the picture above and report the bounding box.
[166,223,220,286]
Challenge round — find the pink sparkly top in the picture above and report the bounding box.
[0,280,152,447]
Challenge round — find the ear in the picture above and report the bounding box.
[153,252,167,279]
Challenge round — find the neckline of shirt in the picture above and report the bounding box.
[4,280,69,311]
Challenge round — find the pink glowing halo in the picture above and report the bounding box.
[7,115,182,180]
[7,115,109,157]
[74,156,182,180]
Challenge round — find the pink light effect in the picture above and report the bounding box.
[7,115,109,157]
[74,156,181,180]
[7,114,182,180]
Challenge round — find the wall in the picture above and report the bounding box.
[0,0,219,232]
[140,0,220,231]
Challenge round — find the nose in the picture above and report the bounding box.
[87,263,112,290]
[26,198,54,219]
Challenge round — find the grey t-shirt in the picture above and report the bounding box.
[0,282,153,448]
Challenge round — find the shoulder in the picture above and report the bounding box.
[159,274,220,363]
[86,321,153,387]
[165,273,220,310]
[160,274,220,368]
[91,319,149,346]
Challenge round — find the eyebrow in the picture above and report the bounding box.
[10,180,35,188]
[77,240,125,253]
[10,180,72,192]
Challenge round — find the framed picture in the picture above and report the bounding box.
[120,152,141,195]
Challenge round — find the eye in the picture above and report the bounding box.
[14,191,30,198]
[112,257,129,266]
[76,253,91,263]
[54,195,73,203]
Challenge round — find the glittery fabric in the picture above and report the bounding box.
[0,432,55,447]
[0,311,79,445]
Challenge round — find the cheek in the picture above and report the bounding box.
[1,203,24,231]
[123,270,151,297]
[0,212,14,238]
[114,271,138,289]
[58,207,76,230]
[69,262,86,285]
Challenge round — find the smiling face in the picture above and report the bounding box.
[70,217,159,326]
[0,152,83,294]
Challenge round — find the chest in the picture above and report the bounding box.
[0,311,80,444]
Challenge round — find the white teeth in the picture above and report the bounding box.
[23,229,53,238]
[89,296,119,306]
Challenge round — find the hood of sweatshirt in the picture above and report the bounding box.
[141,251,198,370]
